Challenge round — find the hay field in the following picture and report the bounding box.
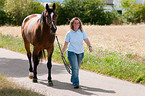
[1,25,145,57]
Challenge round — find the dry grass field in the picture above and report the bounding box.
[1,25,145,58]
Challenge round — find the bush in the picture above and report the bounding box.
[55,2,68,25]
[105,10,123,25]
[55,0,86,25]
[0,10,7,25]
[120,0,145,24]
[55,0,118,25]
[4,0,44,25]
[1,0,123,25]
[83,0,105,25]
[134,3,145,23]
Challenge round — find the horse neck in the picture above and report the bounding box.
[42,23,50,33]
[41,23,55,42]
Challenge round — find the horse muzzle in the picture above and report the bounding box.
[51,26,57,33]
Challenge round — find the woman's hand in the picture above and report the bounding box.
[89,47,93,52]
[61,42,69,57]
[61,52,64,57]
[84,38,93,52]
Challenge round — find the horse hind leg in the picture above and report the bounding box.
[28,52,33,79]
[32,47,40,83]
[24,41,34,79]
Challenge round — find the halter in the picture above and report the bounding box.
[47,20,56,25]
[47,19,57,31]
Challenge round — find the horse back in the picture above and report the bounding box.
[21,14,41,44]
[22,14,40,28]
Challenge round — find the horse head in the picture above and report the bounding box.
[40,3,57,33]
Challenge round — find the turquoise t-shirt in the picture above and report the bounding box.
[65,29,88,54]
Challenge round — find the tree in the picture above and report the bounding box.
[4,0,44,25]
[120,0,137,23]
[0,0,5,9]
[56,0,107,25]
[83,0,106,25]
[134,3,145,23]
[0,0,7,25]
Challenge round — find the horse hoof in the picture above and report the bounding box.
[49,82,53,86]
[33,78,38,83]
[29,75,33,79]
[29,72,33,79]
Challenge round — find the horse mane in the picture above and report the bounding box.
[40,10,46,24]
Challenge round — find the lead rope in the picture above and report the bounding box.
[56,36,72,75]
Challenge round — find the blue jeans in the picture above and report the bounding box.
[67,51,84,86]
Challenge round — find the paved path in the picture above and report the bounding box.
[0,48,145,96]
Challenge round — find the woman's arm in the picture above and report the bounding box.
[61,42,69,56]
[84,38,93,52]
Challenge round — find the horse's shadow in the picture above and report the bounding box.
[0,58,65,77]
[38,79,116,96]
[0,57,116,95]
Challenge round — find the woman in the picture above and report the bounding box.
[61,17,93,89]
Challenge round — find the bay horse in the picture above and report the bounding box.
[21,3,57,86]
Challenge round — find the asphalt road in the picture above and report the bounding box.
[0,48,145,96]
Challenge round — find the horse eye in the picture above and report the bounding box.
[54,13,57,16]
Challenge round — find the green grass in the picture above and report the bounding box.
[0,33,145,84]
[0,33,26,53]
[0,74,44,96]
[82,48,145,83]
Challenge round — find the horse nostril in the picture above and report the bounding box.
[51,27,57,32]
[50,27,53,30]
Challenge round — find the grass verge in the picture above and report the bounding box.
[0,33,145,84]
[0,33,25,53]
[82,48,145,84]
[0,74,44,96]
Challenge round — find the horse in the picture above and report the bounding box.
[21,3,57,86]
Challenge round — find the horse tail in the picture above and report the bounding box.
[39,50,46,60]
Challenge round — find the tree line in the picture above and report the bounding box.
[1,0,145,26]
[0,0,44,25]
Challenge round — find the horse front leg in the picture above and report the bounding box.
[47,49,53,86]
[32,48,40,83]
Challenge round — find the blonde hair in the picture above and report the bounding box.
[69,17,83,32]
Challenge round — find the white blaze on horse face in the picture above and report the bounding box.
[50,12,54,20]
[50,12,56,29]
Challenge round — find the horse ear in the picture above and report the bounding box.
[46,3,51,14]
[53,3,56,10]
[46,4,49,10]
